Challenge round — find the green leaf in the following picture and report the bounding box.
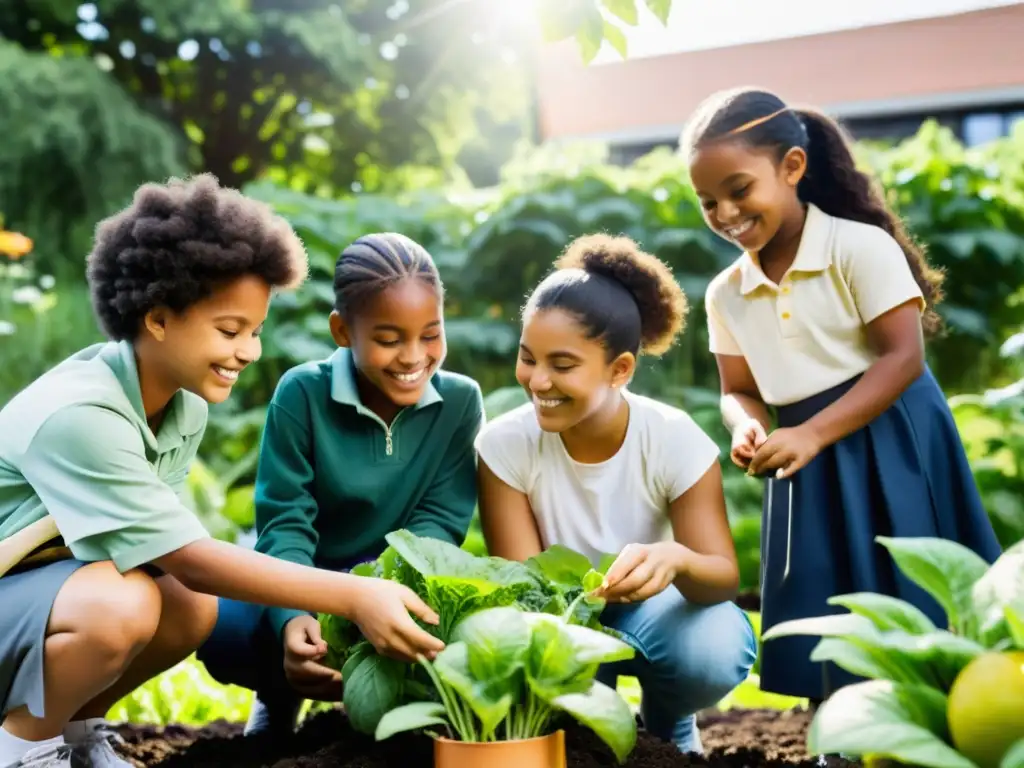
[524,615,587,695]
[873,632,986,690]
[877,536,990,629]
[1006,605,1024,650]
[582,569,604,594]
[374,702,449,741]
[601,20,628,58]
[602,0,639,25]
[808,680,976,768]
[341,641,374,682]
[552,680,638,763]
[643,0,672,24]
[761,612,880,643]
[433,643,513,736]
[526,545,596,589]
[765,613,981,688]
[970,539,1024,647]
[828,593,939,634]
[557,621,636,666]
[451,606,530,682]
[809,637,920,684]
[1001,739,1024,768]
[343,654,406,734]
[575,26,603,64]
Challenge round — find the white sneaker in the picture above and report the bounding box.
[1,742,73,768]
[67,725,133,768]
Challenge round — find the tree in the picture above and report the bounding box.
[0,0,536,192]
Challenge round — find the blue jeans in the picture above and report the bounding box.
[596,587,758,754]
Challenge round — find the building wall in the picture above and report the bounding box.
[534,4,1024,149]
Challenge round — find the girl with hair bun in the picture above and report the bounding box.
[475,233,757,755]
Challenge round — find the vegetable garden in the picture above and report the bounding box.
[93,531,1023,768]
[4,99,1024,768]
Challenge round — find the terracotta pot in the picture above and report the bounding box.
[434,730,566,768]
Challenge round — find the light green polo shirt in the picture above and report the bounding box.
[0,341,211,572]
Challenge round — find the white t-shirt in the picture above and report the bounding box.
[474,389,721,565]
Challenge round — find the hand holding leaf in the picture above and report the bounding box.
[592,542,684,603]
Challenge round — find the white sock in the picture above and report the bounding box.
[0,726,64,765]
[62,718,107,744]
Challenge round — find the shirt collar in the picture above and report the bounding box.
[329,347,442,416]
[738,203,834,295]
[99,340,206,452]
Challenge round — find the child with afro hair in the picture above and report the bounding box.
[0,175,445,768]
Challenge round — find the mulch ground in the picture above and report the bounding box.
[114,705,856,768]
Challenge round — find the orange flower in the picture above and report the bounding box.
[0,230,33,259]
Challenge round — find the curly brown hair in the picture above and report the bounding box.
[87,173,308,340]
[682,87,945,336]
[527,233,688,359]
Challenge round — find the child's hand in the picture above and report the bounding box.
[591,542,684,603]
[748,425,822,479]
[283,615,343,700]
[731,418,768,468]
[349,578,445,663]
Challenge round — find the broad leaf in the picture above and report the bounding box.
[603,0,639,25]
[828,593,938,634]
[877,536,990,629]
[808,680,976,768]
[970,539,1024,647]
[602,20,628,58]
[524,617,591,701]
[433,643,513,737]
[809,638,924,684]
[552,680,638,763]
[375,702,448,741]
[761,612,880,643]
[557,621,636,666]
[526,546,596,589]
[1007,606,1024,650]
[451,606,530,682]
[343,654,405,735]
[644,0,672,24]
[340,641,374,683]
[874,632,986,691]
[1001,739,1024,768]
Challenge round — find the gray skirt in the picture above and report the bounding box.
[0,559,87,718]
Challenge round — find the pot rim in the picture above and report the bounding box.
[433,729,565,746]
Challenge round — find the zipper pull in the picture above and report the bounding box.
[385,428,393,456]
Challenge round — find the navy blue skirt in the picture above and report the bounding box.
[758,367,1003,700]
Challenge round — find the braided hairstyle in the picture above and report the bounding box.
[332,232,442,318]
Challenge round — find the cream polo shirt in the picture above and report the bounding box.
[705,203,925,406]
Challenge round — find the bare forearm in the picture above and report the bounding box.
[155,538,359,618]
[670,545,740,605]
[804,351,922,448]
[721,392,772,433]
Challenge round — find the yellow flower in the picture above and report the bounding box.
[0,230,33,259]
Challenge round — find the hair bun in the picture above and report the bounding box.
[555,233,687,356]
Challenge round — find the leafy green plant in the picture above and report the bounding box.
[318,530,615,736]
[762,536,1024,768]
[374,605,638,763]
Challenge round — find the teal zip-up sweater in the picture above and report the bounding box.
[252,347,485,639]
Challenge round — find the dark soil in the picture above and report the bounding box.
[114,706,856,768]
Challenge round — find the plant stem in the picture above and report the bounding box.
[418,657,473,741]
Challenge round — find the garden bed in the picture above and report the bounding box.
[115,706,854,768]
